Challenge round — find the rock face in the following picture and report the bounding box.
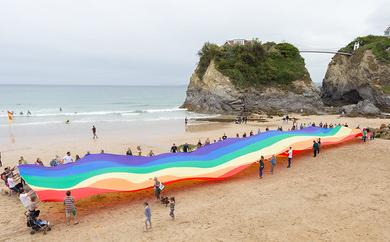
[341,100,381,116]
[181,61,323,114]
[322,50,390,112]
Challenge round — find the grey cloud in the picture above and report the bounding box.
[0,0,389,85]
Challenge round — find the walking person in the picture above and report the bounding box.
[270,155,276,174]
[313,140,319,157]
[169,197,175,220]
[64,190,78,225]
[287,147,293,168]
[92,125,98,139]
[144,202,152,231]
[258,156,265,178]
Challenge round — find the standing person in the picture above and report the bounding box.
[362,129,367,142]
[19,189,40,217]
[258,156,265,179]
[35,158,44,166]
[170,144,178,153]
[204,138,210,145]
[182,143,189,153]
[197,140,202,149]
[137,146,142,156]
[287,147,293,168]
[144,202,152,231]
[0,152,2,167]
[50,156,60,167]
[313,140,319,157]
[184,117,188,126]
[153,177,161,200]
[317,138,321,154]
[126,148,133,156]
[92,125,98,139]
[18,156,28,165]
[148,150,154,157]
[169,197,175,220]
[63,152,73,164]
[64,191,78,225]
[270,155,276,174]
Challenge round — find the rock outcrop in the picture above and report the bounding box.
[182,61,323,114]
[340,100,381,116]
[322,47,390,112]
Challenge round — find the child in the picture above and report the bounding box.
[64,190,78,225]
[169,197,175,220]
[144,202,152,230]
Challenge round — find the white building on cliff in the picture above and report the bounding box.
[224,39,251,46]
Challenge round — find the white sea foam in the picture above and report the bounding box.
[0,108,185,117]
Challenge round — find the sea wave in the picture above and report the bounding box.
[0,114,220,127]
[0,107,186,117]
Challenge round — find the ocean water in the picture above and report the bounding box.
[0,85,212,127]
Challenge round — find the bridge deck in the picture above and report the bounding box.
[299,50,352,56]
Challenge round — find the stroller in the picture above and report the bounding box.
[25,210,51,234]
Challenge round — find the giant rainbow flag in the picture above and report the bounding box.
[19,126,362,202]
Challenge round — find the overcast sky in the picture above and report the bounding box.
[0,0,388,85]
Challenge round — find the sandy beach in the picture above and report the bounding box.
[1,114,390,241]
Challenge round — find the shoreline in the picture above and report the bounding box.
[0,114,390,241]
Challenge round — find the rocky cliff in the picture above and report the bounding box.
[181,41,323,114]
[321,36,390,113]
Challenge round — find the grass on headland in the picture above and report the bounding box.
[196,40,309,88]
[339,35,390,63]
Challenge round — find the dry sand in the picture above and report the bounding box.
[0,114,389,241]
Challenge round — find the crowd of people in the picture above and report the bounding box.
[0,116,378,235]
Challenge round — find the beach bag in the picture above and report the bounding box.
[159,183,165,191]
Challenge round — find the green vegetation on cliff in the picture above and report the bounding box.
[340,35,390,63]
[196,40,308,87]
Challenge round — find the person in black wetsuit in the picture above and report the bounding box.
[170,144,178,153]
[182,143,189,153]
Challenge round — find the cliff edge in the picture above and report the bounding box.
[321,35,390,113]
[181,40,323,114]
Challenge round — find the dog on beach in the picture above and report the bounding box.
[160,196,169,207]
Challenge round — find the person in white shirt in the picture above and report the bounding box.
[287,147,293,168]
[19,188,40,217]
[7,175,23,194]
[19,189,34,209]
[63,152,74,164]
